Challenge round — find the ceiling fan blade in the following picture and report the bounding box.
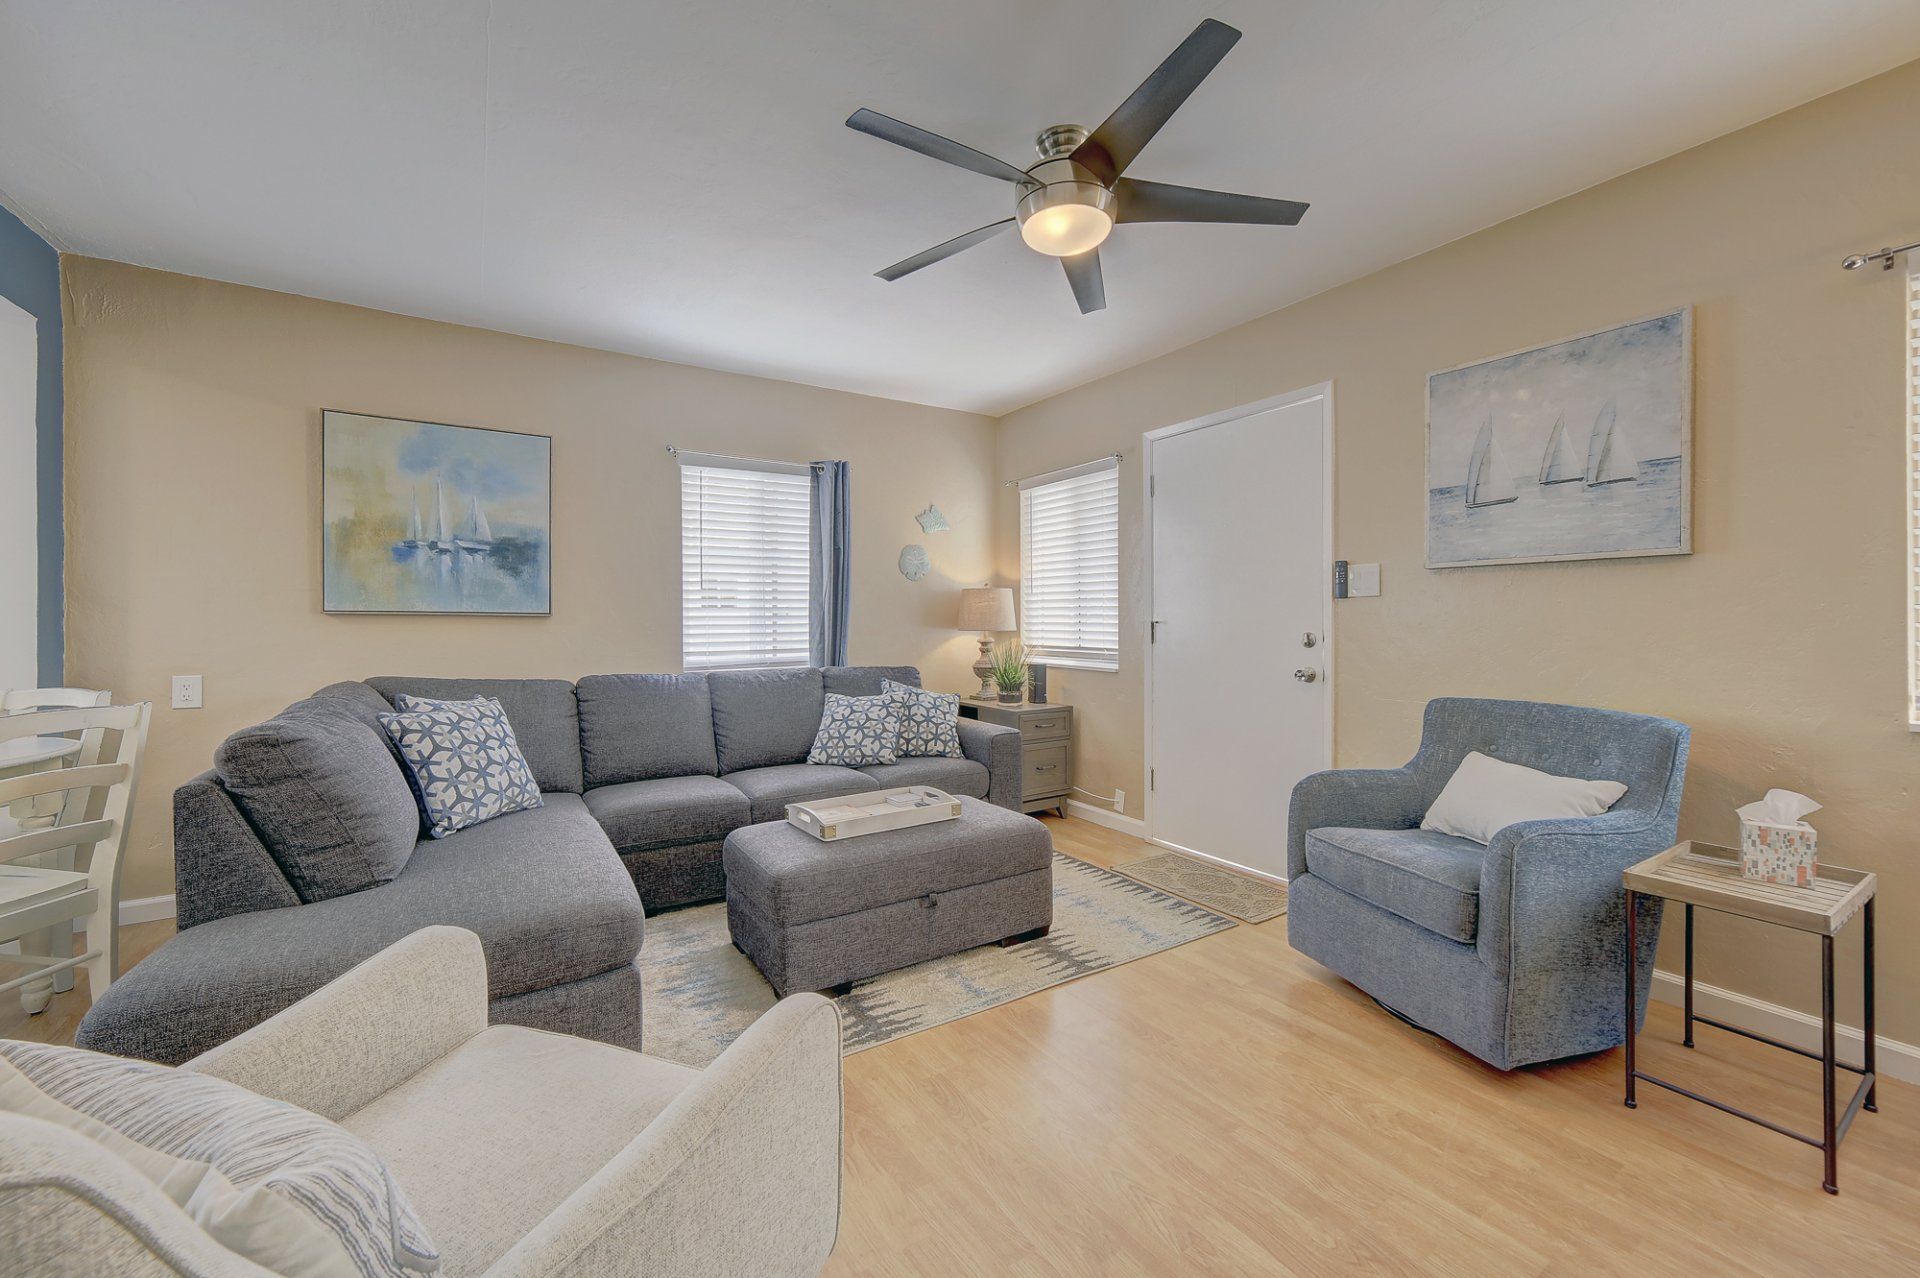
[1071,19,1242,185]
[846,109,1033,184]
[1062,250,1106,314]
[875,218,1016,281]
[1114,178,1309,226]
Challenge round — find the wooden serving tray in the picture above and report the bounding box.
[786,786,963,841]
[1623,841,1876,935]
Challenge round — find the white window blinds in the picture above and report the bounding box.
[1908,259,1920,727]
[679,455,812,671]
[1020,457,1120,671]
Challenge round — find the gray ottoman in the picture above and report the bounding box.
[724,796,1054,997]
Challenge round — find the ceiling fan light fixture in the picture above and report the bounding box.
[1015,176,1116,257]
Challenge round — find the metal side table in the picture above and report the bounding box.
[1622,841,1877,1194]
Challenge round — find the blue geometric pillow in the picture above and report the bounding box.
[807,693,901,767]
[379,697,543,837]
[883,679,963,759]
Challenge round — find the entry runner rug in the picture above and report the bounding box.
[1113,851,1289,924]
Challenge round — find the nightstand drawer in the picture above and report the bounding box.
[1022,742,1069,798]
[1018,709,1072,744]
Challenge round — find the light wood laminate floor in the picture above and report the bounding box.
[7,817,1915,1276]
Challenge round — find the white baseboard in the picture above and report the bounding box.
[1065,799,1148,837]
[118,894,176,926]
[1650,969,1918,1085]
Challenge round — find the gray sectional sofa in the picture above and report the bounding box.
[78,665,1020,1064]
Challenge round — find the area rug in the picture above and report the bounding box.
[1113,851,1288,924]
[638,852,1234,1066]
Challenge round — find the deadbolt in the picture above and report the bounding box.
[1301,632,1317,648]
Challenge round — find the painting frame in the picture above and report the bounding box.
[1424,307,1693,569]
[321,408,553,616]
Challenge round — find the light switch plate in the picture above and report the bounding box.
[1350,563,1381,597]
[171,675,203,709]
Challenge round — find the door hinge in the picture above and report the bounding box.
[1150,769,1156,791]
[1150,475,1156,498]
[1150,620,1158,644]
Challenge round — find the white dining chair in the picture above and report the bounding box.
[0,701,149,1015]
[0,687,113,1013]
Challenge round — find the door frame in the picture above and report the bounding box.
[1141,380,1335,882]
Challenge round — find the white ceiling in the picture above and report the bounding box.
[4,2,1919,416]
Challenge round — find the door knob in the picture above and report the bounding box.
[1293,668,1318,683]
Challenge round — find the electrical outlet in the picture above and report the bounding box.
[1113,789,1126,812]
[171,675,203,709]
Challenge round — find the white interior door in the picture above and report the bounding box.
[0,298,37,690]
[1147,386,1330,880]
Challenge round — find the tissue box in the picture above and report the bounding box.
[1739,819,1818,887]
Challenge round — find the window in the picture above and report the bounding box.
[680,454,811,671]
[1909,257,1920,727]
[1020,456,1120,671]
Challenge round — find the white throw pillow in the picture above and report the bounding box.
[0,1042,440,1277]
[1420,751,1628,845]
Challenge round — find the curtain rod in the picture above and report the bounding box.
[1003,452,1123,488]
[1841,239,1920,271]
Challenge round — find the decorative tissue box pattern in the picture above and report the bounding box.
[1739,819,1818,887]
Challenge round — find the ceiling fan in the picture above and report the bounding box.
[846,18,1308,314]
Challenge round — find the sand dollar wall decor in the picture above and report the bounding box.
[898,543,930,581]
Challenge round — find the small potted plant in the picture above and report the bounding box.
[989,640,1029,705]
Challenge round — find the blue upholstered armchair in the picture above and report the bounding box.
[1287,698,1690,1070]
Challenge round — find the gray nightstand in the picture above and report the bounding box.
[957,700,1072,816]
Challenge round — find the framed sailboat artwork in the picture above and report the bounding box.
[321,410,552,614]
[1425,308,1691,568]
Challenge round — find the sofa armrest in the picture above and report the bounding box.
[0,1113,282,1278]
[957,718,1022,810]
[488,994,842,1278]
[181,927,489,1120]
[1476,810,1676,968]
[1286,766,1424,879]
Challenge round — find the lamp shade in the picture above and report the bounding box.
[958,586,1016,633]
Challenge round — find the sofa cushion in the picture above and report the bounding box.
[856,757,989,799]
[707,668,825,773]
[1305,826,1484,943]
[214,693,422,903]
[720,763,875,822]
[366,677,584,794]
[78,795,644,1065]
[342,1026,694,1278]
[380,698,544,838]
[584,775,750,851]
[822,665,921,696]
[0,1041,441,1277]
[575,673,719,787]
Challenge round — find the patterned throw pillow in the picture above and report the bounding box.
[807,692,901,766]
[0,1041,440,1277]
[884,679,964,759]
[379,696,543,837]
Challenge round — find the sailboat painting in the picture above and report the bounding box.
[1426,309,1690,567]
[323,411,551,614]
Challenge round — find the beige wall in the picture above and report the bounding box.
[994,60,1920,1039]
[62,259,997,901]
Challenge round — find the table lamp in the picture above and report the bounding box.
[958,587,1017,700]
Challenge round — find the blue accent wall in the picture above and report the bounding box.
[0,201,62,685]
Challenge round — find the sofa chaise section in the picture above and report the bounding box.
[80,794,645,1065]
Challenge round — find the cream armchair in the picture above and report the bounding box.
[3,927,843,1278]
